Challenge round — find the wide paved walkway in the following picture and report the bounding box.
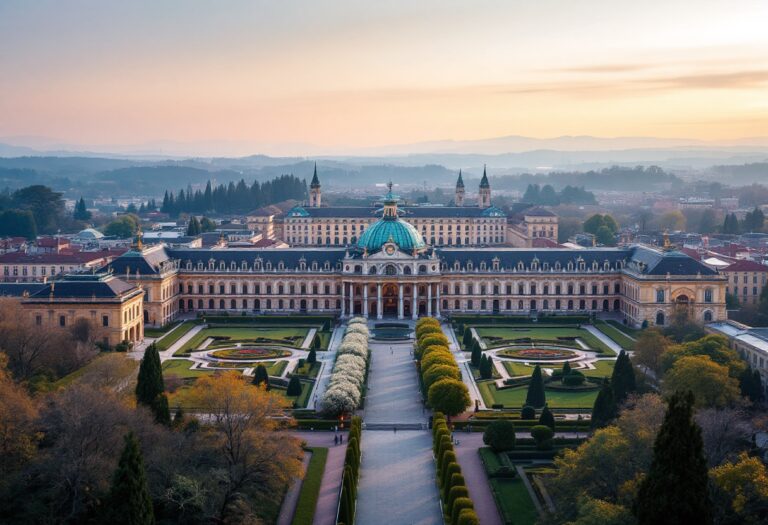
[355,334,443,525]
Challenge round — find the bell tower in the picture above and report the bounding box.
[309,163,321,207]
[478,165,491,208]
[455,170,465,206]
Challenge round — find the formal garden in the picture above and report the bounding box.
[455,315,638,411]
[152,316,336,411]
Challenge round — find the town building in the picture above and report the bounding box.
[707,320,768,393]
[721,260,768,306]
[0,250,122,282]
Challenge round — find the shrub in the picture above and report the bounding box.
[423,364,461,390]
[421,351,455,373]
[287,375,302,396]
[562,360,572,376]
[451,498,474,525]
[419,333,450,352]
[538,405,555,430]
[525,365,546,408]
[307,349,317,364]
[416,316,440,330]
[482,420,516,452]
[521,405,536,419]
[252,364,269,389]
[563,371,586,386]
[416,323,442,341]
[422,342,449,355]
[530,425,554,450]
[457,509,480,525]
[348,316,367,325]
[441,462,461,492]
[447,485,469,517]
[440,450,457,477]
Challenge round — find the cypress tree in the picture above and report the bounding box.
[107,432,155,525]
[739,366,764,402]
[562,360,572,377]
[539,404,555,430]
[591,381,617,429]
[151,393,171,426]
[186,216,200,236]
[287,375,303,396]
[525,365,546,408]
[307,348,317,364]
[136,344,164,407]
[252,364,270,389]
[470,339,481,368]
[611,350,636,404]
[635,391,712,525]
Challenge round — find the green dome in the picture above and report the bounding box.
[357,216,426,253]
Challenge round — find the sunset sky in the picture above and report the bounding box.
[1,0,767,155]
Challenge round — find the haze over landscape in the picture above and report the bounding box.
[2,0,768,158]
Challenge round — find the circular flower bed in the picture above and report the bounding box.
[210,347,291,360]
[498,347,577,360]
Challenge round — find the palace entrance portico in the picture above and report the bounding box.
[340,280,441,320]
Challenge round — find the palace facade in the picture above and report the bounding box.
[98,185,725,331]
[259,168,558,249]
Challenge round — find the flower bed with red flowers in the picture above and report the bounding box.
[497,347,577,360]
[209,347,291,360]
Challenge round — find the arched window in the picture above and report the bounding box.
[703,310,713,322]
[404,266,412,275]
[656,311,665,325]
[418,264,427,274]
[656,289,665,303]
[385,265,397,276]
[704,289,713,303]
[369,266,377,275]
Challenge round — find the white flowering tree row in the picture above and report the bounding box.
[321,317,371,416]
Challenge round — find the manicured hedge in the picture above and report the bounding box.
[337,416,362,525]
[450,315,590,326]
[432,413,477,525]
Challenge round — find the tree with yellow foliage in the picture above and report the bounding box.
[189,373,303,522]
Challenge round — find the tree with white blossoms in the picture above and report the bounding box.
[321,321,371,416]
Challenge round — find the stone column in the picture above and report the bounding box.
[340,282,346,317]
[427,283,432,317]
[363,285,369,318]
[398,284,404,320]
[436,284,441,317]
[377,283,382,320]
[412,284,418,320]
[349,284,354,317]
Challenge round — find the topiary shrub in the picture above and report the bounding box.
[441,462,461,494]
[521,405,536,420]
[538,404,555,430]
[447,485,469,516]
[563,371,586,386]
[482,420,516,452]
[457,508,480,525]
[530,425,554,450]
[421,351,454,373]
[440,450,457,478]
[286,375,302,396]
[451,497,474,525]
[423,363,461,390]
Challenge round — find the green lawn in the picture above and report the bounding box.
[162,359,286,378]
[582,359,616,379]
[274,379,313,408]
[317,331,332,350]
[292,447,329,525]
[478,380,598,409]
[155,321,198,351]
[502,361,538,377]
[175,326,310,356]
[475,326,616,356]
[594,321,635,351]
[294,361,321,379]
[607,320,642,337]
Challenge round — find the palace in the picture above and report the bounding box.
[5,184,727,347]
[267,168,559,249]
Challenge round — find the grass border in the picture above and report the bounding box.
[291,447,328,525]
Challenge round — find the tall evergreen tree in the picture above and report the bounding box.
[562,360,572,377]
[73,197,91,221]
[307,348,317,364]
[470,339,482,368]
[463,327,472,349]
[186,216,200,236]
[525,365,546,408]
[611,350,636,404]
[480,355,493,380]
[538,404,555,430]
[106,432,155,525]
[635,391,712,525]
[739,366,765,403]
[591,382,617,429]
[252,364,270,389]
[287,375,303,396]
[135,344,164,407]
